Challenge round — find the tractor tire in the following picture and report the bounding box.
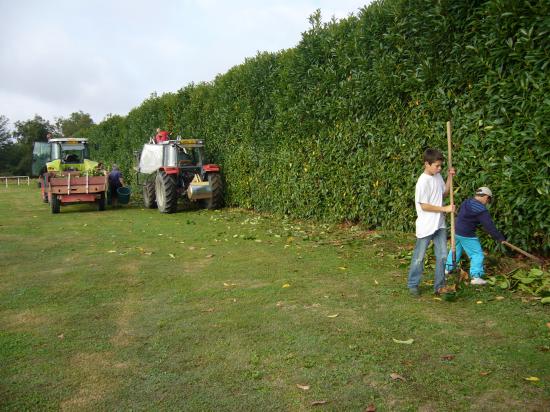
[51,194,60,214]
[98,192,106,211]
[143,177,157,209]
[155,171,178,214]
[203,173,223,210]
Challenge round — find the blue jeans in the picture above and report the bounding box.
[446,235,485,278]
[408,228,447,292]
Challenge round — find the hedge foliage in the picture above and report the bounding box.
[86,0,550,253]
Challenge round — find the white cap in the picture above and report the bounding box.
[476,187,493,197]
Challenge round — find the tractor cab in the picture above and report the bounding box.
[45,138,98,173]
[33,137,97,175]
[138,138,207,174]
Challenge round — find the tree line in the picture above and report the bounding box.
[0,112,94,176]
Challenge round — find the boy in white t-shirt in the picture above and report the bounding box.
[407,149,455,296]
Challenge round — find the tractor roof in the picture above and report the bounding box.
[175,138,204,148]
[49,137,88,144]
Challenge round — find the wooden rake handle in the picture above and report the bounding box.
[447,121,456,263]
[502,241,543,264]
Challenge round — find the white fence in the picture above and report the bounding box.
[1,176,31,187]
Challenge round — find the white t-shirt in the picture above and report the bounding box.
[414,172,446,238]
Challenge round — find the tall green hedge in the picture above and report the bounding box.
[87,0,549,253]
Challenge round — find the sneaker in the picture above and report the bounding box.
[470,277,487,286]
[409,287,420,296]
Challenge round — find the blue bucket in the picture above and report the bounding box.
[117,186,131,204]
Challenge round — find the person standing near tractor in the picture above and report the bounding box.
[445,187,505,285]
[407,148,455,296]
[108,164,125,207]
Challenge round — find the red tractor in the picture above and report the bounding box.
[136,138,223,213]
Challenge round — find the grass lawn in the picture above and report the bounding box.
[1,184,548,411]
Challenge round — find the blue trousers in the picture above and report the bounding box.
[407,228,447,292]
[446,235,485,278]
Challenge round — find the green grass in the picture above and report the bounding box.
[1,185,548,411]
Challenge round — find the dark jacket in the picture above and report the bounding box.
[455,198,505,241]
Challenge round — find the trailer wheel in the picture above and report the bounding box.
[51,194,60,214]
[143,176,157,209]
[155,171,178,213]
[98,192,106,211]
[203,173,223,210]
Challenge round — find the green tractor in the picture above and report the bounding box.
[33,138,107,213]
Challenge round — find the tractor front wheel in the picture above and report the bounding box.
[155,171,178,213]
[51,194,60,214]
[203,173,223,210]
[143,177,157,209]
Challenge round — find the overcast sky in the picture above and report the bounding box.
[0,0,371,128]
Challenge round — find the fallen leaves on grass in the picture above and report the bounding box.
[296,384,310,390]
[495,296,505,301]
[476,301,483,304]
[107,250,117,253]
[57,333,64,339]
[390,373,406,381]
[546,322,550,330]
[479,371,491,376]
[282,283,291,288]
[206,254,214,258]
[437,285,456,294]
[441,354,455,361]
[392,338,414,345]
[365,405,376,412]
[169,253,176,259]
[524,376,540,382]
[136,247,153,256]
[327,314,339,318]
[311,400,328,406]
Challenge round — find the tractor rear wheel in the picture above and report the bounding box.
[155,171,178,213]
[51,194,60,214]
[203,173,223,210]
[143,177,157,208]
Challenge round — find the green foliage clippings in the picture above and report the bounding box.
[487,268,550,302]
